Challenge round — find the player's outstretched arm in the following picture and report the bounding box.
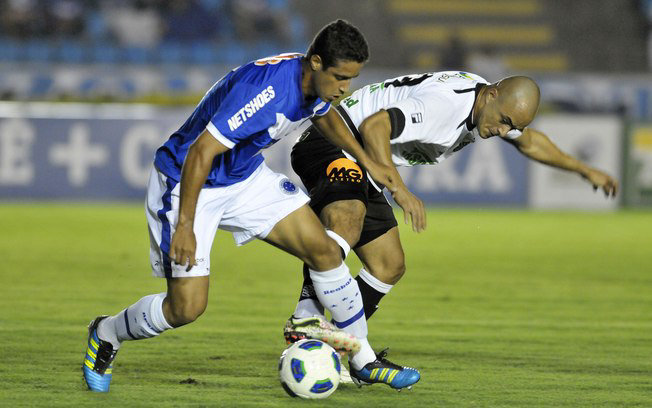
[312,109,398,193]
[359,110,426,232]
[507,128,618,197]
[170,130,231,270]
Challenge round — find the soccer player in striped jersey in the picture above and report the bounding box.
[82,20,420,393]
[285,71,617,387]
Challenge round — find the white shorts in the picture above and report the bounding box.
[145,162,309,278]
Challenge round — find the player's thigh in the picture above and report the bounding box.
[146,167,222,278]
[354,227,406,285]
[353,186,398,249]
[319,199,366,246]
[264,204,341,270]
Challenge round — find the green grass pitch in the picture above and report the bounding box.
[1,204,650,407]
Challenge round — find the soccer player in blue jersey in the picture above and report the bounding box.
[82,19,419,393]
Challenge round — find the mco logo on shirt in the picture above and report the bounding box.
[227,85,275,131]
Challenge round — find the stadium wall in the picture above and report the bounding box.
[0,102,627,209]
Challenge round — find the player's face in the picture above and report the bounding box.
[476,92,532,139]
[310,57,364,102]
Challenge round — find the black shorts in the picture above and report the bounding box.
[291,124,398,248]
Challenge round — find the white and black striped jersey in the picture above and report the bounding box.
[336,71,521,167]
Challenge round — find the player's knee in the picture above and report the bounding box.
[166,299,207,327]
[305,236,342,270]
[389,262,406,284]
[372,259,406,285]
[321,200,366,244]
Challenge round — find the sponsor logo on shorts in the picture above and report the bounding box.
[280,178,298,194]
[326,158,363,183]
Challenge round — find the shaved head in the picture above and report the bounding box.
[473,75,541,139]
[494,76,540,127]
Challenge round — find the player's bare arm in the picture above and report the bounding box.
[359,110,426,232]
[507,127,618,197]
[311,109,399,193]
[170,130,231,270]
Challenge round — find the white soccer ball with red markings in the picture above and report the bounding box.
[278,339,341,399]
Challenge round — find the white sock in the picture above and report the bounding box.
[97,293,173,349]
[309,262,376,368]
[358,268,393,294]
[293,298,324,319]
[293,230,349,320]
[325,229,351,258]
[349,338,377,370]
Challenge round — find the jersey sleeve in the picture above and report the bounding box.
[385,92,455,145]
[206,81,281,148]
[314,102,331,116]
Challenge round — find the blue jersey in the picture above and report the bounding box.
[154,53,330,187]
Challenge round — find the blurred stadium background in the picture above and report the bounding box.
[1,0,651,207]
[0,0,651,207]
[2,2,651,406]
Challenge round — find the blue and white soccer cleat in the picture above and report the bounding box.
[349,348,420,390]
[82,316,118,392]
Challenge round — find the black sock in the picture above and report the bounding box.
[355,275,386,319]
[298,263,317,303]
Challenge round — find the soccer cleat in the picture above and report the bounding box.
[82,316,118,392]
[349,348,420,390]
[284,315,361,354]
[339,362,354,384]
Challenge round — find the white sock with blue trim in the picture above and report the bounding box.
[98,292,173,348]
[309,262,376,369]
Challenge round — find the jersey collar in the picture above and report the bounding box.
[455,83,486,131]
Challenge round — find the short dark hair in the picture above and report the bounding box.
[306,19,369,69]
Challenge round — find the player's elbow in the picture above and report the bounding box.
[359,111,391,140]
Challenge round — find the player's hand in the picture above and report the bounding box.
[169,223,197,272]
[366,161,399,193]
[582,168,618,198]
[392,186,426,233]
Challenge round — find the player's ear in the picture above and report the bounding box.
[309,54,323,72]
[487,86,499,101]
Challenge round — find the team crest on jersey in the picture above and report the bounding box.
[411,113,423,124]
[279,178,299,194]
[326,158,363,183]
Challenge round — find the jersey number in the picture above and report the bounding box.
[254,53,302,66]
[384,73,433,88]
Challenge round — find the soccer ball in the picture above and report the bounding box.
[278,339,341,399]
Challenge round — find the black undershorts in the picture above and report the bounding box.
[290,124,398,248]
